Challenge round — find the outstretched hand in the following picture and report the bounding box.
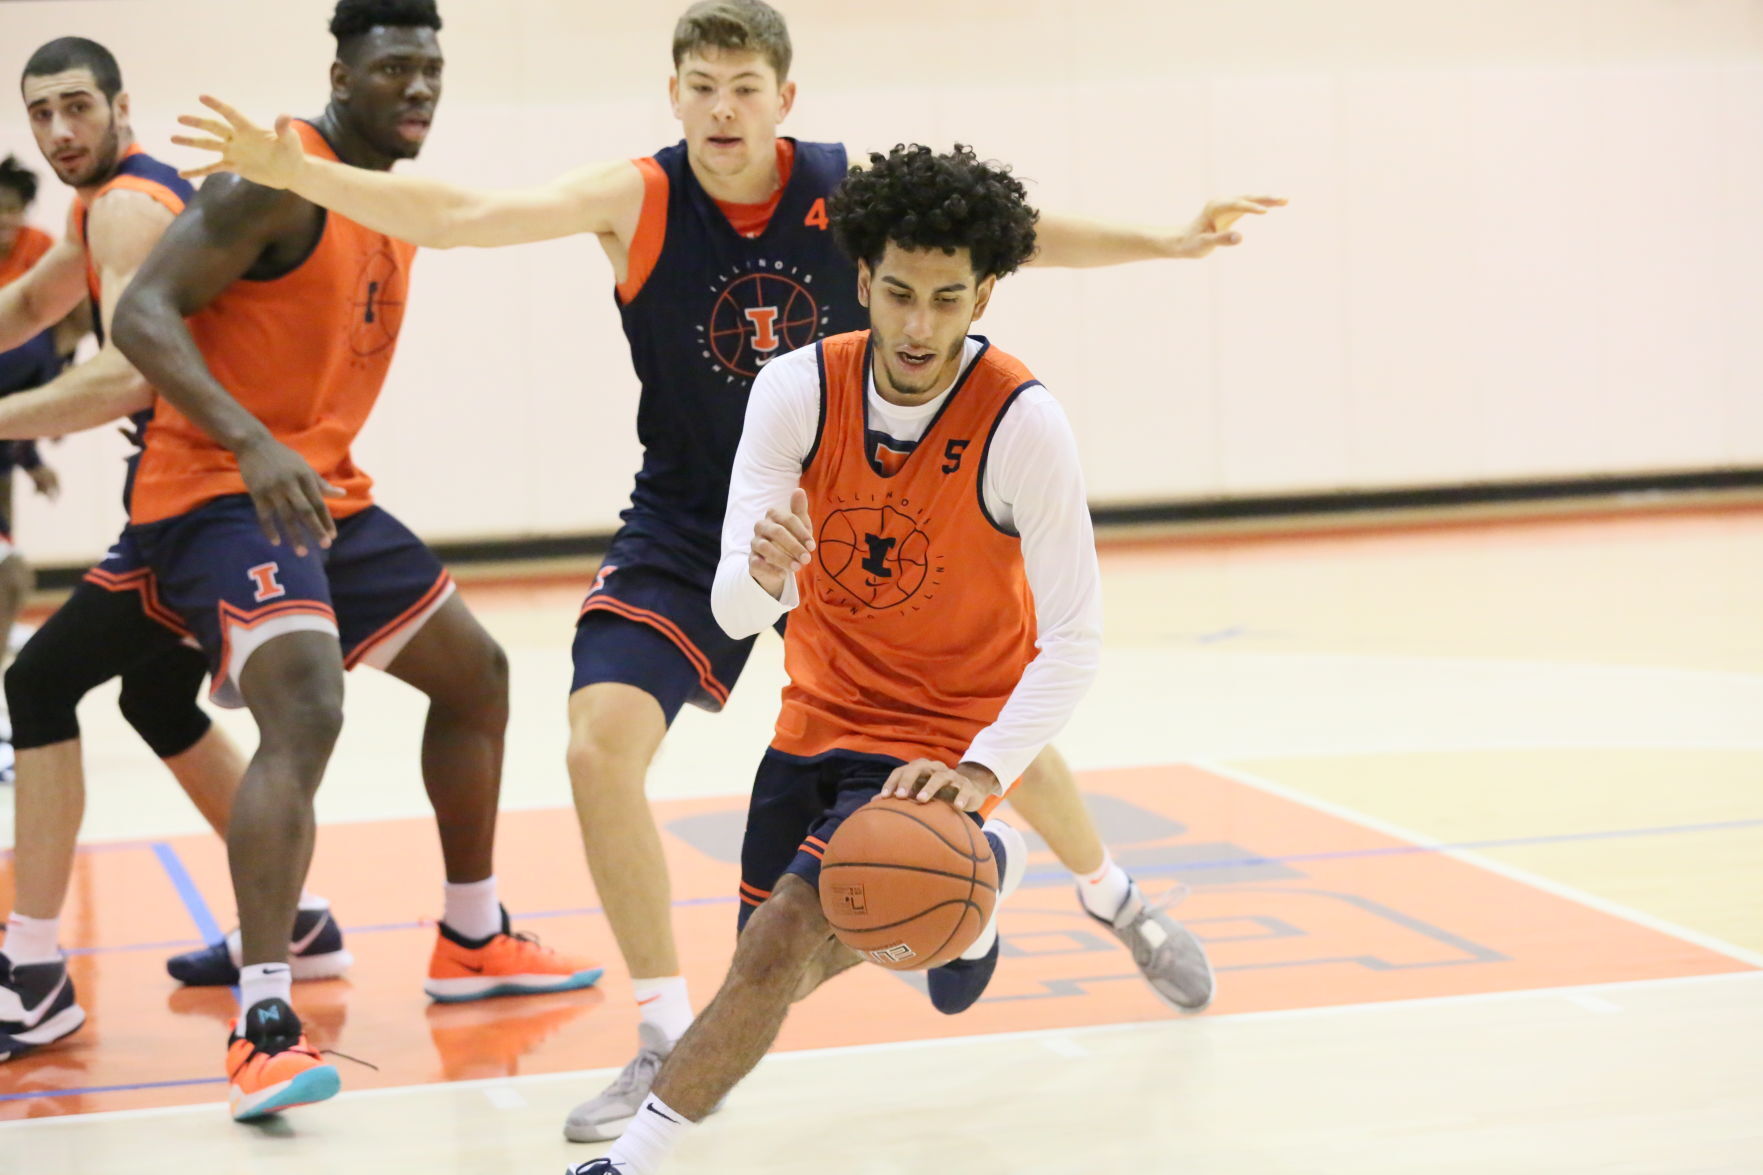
[172,95,306,188]
[1170,194,1288,258]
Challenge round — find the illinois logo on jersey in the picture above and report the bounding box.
[349,243,407,358]
[815,498,941,614]
[696,257,835,384]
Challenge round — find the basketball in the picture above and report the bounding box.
[819,796,999,971]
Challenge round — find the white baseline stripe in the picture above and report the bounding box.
[6,970,1758,1133]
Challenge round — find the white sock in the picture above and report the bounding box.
[633,975,694,1044]
[297,891,330,912]
[961,819,1020,962]
[3,913,60,965]
[238,962,292,1016]
[606,1093,693,1175]
[1076,850,1132,920]
[442,876,502,941]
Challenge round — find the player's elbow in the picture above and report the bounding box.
[109,286,159,363]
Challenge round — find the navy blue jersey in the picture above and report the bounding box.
[614,139,865,586]
[73,149,193,510]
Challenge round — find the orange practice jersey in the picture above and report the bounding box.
[773,331,1041,768]
[0,226,52,288]
[131,123,416,525]
[69,144,190,310]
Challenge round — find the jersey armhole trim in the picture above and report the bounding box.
[801,340,829,473]
[616,157,670,305]
[976,380,1043,536]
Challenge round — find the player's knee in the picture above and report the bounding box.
[431,629,509,721]
[734,880,829,987]
[4,636,84,750]
[250,656,345,762]
[566,701,657,789]
[117,675,211,761]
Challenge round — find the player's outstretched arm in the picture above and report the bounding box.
[173,96,643,250]
[1029,195,1287,267]
[0,190,174,439]
[0,229,88,353]
[113,175,342,556]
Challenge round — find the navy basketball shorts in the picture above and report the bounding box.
[132,494,454,708]
[81,527,197,638]
[571,558,772,725]
[736,749,982,932]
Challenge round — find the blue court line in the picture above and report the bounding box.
[1019,815,1763,885]
[0,1075,225,1104]
[149,842,225,945]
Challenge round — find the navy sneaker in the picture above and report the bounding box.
[0,952,85,1061]
[168,906,354,986]
[564,1161,625,1173]
[925,820,1026,1015]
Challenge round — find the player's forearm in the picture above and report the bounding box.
[0,283,60,353]
[112,289,269,454]
[1029,213,1189,269]
[284,155,474,247]
[712,551,797,638]
[0,346,153,439]
[963,632,1101,790]
[290,156,579,250]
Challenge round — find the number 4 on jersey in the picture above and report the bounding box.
[804,199,830,231]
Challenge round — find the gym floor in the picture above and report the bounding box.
[3,498,1760,1173]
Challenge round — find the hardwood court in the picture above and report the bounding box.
[3,501,1760,1172]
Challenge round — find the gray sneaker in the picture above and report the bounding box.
[563,1023,671,1142]
[1084,882,1214,1011]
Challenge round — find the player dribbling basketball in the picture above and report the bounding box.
[571,143,1099,1175]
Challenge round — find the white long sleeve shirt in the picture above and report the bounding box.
[712,337,1102,787]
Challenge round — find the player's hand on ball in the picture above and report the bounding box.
[172,96,307,188]
[1169,194,1287,258]
[749,487,815,601]
[880,759,1001,812]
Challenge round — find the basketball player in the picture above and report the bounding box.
[110,0,597,1120]
[0,37,354,1068]
[572,142,1096,1175]
[175,0,1262,1134]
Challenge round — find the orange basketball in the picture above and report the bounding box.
[819,796,998,971]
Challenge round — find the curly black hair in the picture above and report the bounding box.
[829,144,1039,281]
[0,155,38,207]
[330,0,442,45]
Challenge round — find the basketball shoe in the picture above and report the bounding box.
[563,1021,671,1142]
[1086,881,1214,1011]
[424,907,602,1003]
[167,905,353,986]
[225,998,340,1121]
[0,953,84,1061]
[926,819,1026,1015]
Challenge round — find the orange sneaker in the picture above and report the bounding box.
[225,998,339,1121]
[423,909,602,1004]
